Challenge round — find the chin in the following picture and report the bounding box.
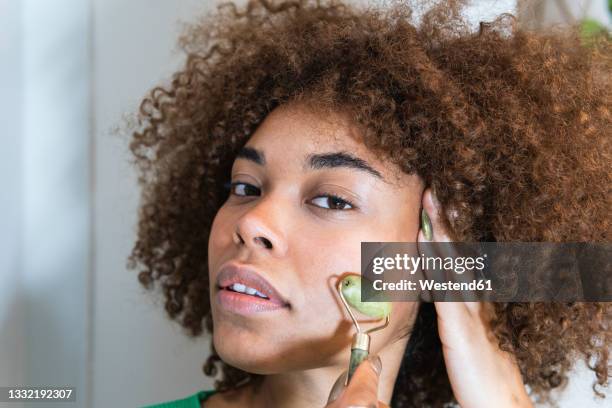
[213,337,284,375]
[212,326,285,374]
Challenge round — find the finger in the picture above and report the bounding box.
[418,188,456,301]
[434,300,476,337]
[337,357,381,407]
[417,189,439,301]
[422,188,452,242]
[423,188,482,302]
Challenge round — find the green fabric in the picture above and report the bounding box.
[141,389,217,408]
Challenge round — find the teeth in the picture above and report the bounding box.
[233,283,247,293]
[229,283,269,299]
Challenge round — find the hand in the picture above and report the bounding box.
[417,188,534,408]
[325,356,389,408]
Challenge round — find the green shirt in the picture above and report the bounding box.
[142,389,217,408]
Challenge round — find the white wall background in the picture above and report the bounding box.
[1,1,609,407]
[1,0,91,407]
[91,0,215,407]
[0,0,25,405]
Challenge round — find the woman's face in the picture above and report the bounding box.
[208,103,423,374]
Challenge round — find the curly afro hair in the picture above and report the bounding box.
[126,0,611,406]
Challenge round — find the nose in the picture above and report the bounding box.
[232,197,288,255]
[233,229,272,249]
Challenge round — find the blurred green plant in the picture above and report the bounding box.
[580,7,610,46]
[582,18,608,37]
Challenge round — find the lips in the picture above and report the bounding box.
[216,262,289,307]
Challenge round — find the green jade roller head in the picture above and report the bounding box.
[337,275,391,385]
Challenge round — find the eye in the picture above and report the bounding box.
[310,194,355,211]
[228,182,261,196]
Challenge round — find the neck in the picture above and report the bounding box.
[242,337,409,408]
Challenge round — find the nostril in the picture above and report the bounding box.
[233,230,244,245]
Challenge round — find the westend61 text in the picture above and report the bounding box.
[373,279,493,291]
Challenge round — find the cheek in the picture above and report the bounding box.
[293,236,360,291]
[291,237,360,324]
[289,223,372,313]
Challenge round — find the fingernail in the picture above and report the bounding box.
[326,370,348,404]
[431,188,441,208]
[367,355,382,376]
[421,208,433,241]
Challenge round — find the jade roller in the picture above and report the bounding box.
[337,275,391,385]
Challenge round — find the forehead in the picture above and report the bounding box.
[245,103,409,186]
[249,104,360,151]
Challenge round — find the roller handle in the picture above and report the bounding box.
[346,347,369,386]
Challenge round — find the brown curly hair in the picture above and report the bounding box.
[126,0,611,406]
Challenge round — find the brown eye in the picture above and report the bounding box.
[230,182,260,196]
[311,195,354,210]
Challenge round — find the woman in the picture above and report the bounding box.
[128,0,611,406]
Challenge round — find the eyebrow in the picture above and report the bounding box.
[235,146,385,181]
[307,151,385,181]
[235,146,265,165]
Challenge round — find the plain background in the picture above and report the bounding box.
[1,1,610,407]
